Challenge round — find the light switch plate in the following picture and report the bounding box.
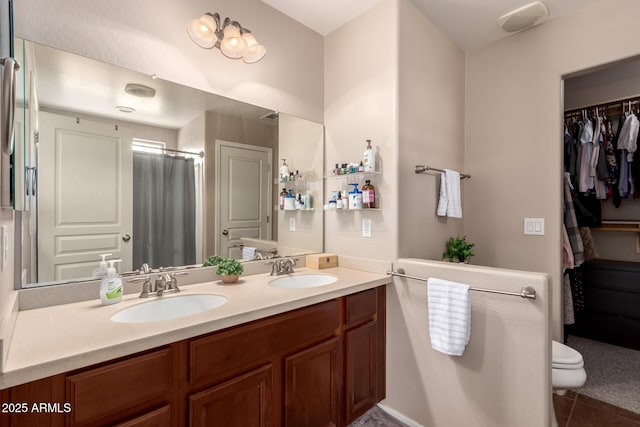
[524,218,544,235]
[362,219,372,238]
[289,217,296,232]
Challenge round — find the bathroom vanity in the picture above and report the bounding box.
[0,268,389,427]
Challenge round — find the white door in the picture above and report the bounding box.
[216,140,272,259]
[38,112,133,282]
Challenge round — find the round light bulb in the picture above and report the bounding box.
[242,32,266,63]
[186,14,217,49]
[220,24,247,59]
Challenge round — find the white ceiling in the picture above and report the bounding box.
[262,0,597,51]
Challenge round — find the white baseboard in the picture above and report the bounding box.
[377,402,424,427]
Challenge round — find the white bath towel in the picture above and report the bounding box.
[427,277,471,356]
[242,246,257,261]
[436,170,462,218]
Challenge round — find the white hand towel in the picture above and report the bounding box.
[436,170,462,218]
[427,277,471,356]
[242,246,256,261]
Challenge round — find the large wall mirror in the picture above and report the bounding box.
[14,39,324,288]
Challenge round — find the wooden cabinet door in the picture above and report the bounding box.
[189,365,274,427]
[284,337,340,427]
[114,405,171,427]
[345,321,378,424]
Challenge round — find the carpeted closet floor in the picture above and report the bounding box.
[567,335,640,414]
[348,406,408,427]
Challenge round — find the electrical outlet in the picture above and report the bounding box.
[362,219,372,238]
[524,218,544,235]
[289,217,296,232]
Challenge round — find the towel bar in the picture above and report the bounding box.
[387,270,536,300]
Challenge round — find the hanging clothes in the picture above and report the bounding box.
[578,118,594,193]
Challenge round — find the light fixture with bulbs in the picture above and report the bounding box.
[186,12,266,64]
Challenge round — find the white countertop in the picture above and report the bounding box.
[1,267,390,389]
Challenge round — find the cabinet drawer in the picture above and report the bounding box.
[114,405,171,427]
[190,300,339,385]
[345,289,377,328]
[66,348,172,426]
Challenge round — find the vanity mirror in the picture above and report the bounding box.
[14,39,324,288]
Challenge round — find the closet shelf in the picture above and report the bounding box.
[592,221,640,233]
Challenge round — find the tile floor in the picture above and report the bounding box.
[554,390,640,427]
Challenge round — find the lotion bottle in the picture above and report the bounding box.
[100,259,123,305]
[348,183,363,209]
[363,139,376,172]
[279,159,290,181]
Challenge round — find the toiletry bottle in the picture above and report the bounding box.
[284,190,296,210]
[348,183,363,209]
[304,191,312,210]
[334,164,340,176]
[280,188,288,210]
[100,259,123,305]
[336,192,343,209]
[279,159,290,182]
[363,139,376,172]
[362,180,375,208]
[359,161,364,172]
[92,253,113,278]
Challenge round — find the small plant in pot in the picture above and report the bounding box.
[203,255,224,267]
[443,236,475,263]
[215,258,244,283]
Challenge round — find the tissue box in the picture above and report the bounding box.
[306,253,338,269]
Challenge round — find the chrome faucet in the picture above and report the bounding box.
[266,258,298,276]
[129,270,187,298]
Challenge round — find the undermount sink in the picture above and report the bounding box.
[111,294,228,323]
[269,274,338,289]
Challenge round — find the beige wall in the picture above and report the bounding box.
[464,0,640,340]
[14,0,324,123]
[324,0,399,261]
[397,0,465,260]
[277,114,324,254]
[387,259,551,427]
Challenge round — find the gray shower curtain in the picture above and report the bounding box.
[133,152,196,268]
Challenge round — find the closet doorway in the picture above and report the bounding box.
[561,56,640,416]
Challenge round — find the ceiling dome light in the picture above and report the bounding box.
[498,1,549,33]
[220,24,247,59]
[187,14,218,48]
[242,32,266,64]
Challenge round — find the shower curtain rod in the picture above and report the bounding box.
[160,147,204,158]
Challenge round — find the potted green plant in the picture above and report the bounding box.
[215,258,245,283]
[442,236,475,263]
[203,255,224,267]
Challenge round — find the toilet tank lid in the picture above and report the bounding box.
[552,340,584,367]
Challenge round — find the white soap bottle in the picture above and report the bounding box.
[100,259,123,305]
[92,253,112,278]
[279,159,290,181]
[363,139,376,172]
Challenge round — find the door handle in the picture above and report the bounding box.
[222,229,229,236]
[1,57,20,155]
[122,234,131,242]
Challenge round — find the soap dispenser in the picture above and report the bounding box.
[279,159,290,182]
[100,259,123,305]
[92,253,113,278]
[363,139,376,172]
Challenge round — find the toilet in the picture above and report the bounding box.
[551,340,586,427]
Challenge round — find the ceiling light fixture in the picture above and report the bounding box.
[124,83,156,98]
[186,12,266,64]
[115,106,136,113]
